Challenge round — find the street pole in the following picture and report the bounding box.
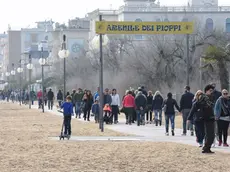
[186,34,190,86]
[19,60,22,106]
[99,14,104,132]
[63,35,66,100]
[41,47,44,113]
[28,54,32,109]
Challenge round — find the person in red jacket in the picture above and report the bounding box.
[122,91,135,125]
[37,90,43,109]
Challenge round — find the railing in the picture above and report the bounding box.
[118,5,230,12]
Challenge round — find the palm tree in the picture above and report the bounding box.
[202,44,230,90]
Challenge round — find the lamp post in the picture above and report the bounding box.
[39,45,45,113]
[11,63,16,91]
[17,60,23,106]
[26,54,33,109]
[58,35,70,100]
[91,14,109,132]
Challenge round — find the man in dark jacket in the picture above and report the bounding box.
[201,84,215,153]
[73,88,84,118]
[103,88,112,106]
[180,86,194,136]
[211,83,221,103]
[141,86,148,97]
[47,88,54,110]
[135,91,147,126]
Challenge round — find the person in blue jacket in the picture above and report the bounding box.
[214,89,230,147]
[92,100,100,123]
[60,95,74,137]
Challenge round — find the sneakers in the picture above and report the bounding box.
[165,132,169,136]
[218,141,222,146]
[182,133,186,136]
[223,143,229,147]
[172,130,175,136]
[191,131,194,136]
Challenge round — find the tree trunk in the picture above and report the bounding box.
[218,60,229,90]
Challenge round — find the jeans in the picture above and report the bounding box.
[75,102,82,117]
[111,105,119,123]
[136,109,145,125]
[182,109,193,134]
[48,100,53,110]
[195,121,205,144]
[58,100,62,107]
[83,109,91,120]
[154,110,162,122]
[203,120,215,150]
[94,113,99,122]
[165,114,175,132]
[64,116,71,135]
[217,120,229,144]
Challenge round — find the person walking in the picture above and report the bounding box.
[162,93,180,136]
[146,91,153,124]
[82,90,93,121]
[180,86,194,136]
[57,90,63,107]
[152,91,163,126]
[122,91,135,125]
[198,85,215,153]
[47,88,54,110]
[111,89,120,124]
[135,90,147,126]
[37,90,43,109]
[188,90,205,147]
[73,88,84,118]
[214,89,230,147]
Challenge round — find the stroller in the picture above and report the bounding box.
[103,105,112,124]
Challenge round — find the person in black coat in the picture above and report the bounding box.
[57,90,63,107]
[189,85,215,153]
[187,90,205,147]
[47,89,54,110]
[146,91,153,123]
[211,83,221,104]
[162,92,180,136]
[152,91,164,126]
[180,86,194,136]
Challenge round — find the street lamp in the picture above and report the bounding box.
[58,34,70,100]
[39,44,45,113]
[91,14,109,132]
[17,62,23,106]
[27,55,33,109]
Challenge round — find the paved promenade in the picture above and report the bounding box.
[32,104,230,153]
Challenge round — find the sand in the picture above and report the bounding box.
[0,103,230,172]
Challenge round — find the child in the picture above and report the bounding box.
[92,100,99,123]
[103,104,112,124]
[59,96,73,137]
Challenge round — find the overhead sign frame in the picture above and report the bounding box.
[95,21,194,35]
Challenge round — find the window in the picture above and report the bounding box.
[30,33,38,43]
[164,18,169,22]
[135,18,142,40]
[205,18,214,32]
[226,18,230,33]
[182,18,188,22]
[45,35,48,40]
[156,18,161,22]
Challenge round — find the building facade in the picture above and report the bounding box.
[87,0,230,40]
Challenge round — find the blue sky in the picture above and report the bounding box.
[0,0,229,32]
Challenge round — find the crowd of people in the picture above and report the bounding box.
[1,83,230,154]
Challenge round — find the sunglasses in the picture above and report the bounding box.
[223,93,228,95]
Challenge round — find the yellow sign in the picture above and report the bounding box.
[96,21,194,34]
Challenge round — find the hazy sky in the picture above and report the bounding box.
[0,0,230,32]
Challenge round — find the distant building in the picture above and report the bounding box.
[87,0,230,40]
